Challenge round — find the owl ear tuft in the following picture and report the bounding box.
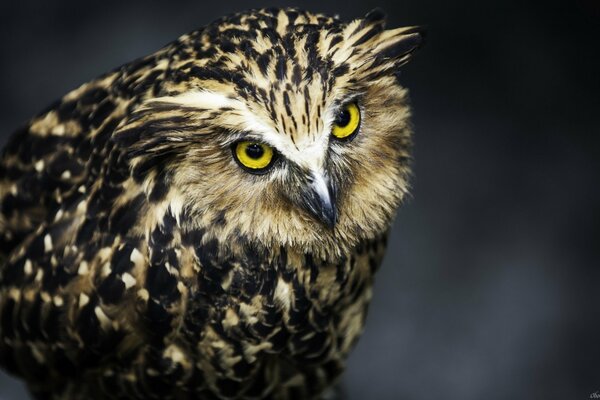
[373,26,424,65]
[348,8,387,47]
[345,11,424,72]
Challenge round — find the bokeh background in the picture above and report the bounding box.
[0,0,599,399]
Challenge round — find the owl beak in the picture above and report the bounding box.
[303,172,337,229]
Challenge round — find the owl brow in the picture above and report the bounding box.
[241,134,287,152]
[154,90,239,110]
[330,92,365,111]
[219,131,252,143]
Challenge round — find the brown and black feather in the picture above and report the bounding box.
[0,8,420,400]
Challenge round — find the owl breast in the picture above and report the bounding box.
[112,220,388,399]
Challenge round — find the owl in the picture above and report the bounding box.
[0,7,421,400]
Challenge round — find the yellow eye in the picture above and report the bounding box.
[233,141,275,172]
[332,102,360,140]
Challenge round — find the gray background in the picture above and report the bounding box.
[0,0,599,399]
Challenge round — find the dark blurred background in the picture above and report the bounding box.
[0,0,599,399]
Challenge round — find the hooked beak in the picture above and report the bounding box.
[300,172,337,229]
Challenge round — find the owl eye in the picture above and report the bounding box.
[331,102,360,140]
[233,141,275,173]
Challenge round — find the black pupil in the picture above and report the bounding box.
[245,143,264,159]
[336,108,351,127]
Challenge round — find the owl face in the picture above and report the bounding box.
[117,8,421,259]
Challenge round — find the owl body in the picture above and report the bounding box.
[0,8,420,399]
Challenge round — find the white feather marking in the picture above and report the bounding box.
[76,200,87,214]
[169,196,184,226]
[78,261,89,275]
[53,296,64,307]
[54,209,64,222]
[274,278,292,313]
[34,269,43,282]
[121,273,136,289]
[34,160,44,172]
[153,90,238,109]
[94,306,112,329]
[24,259,32,275]
[79,293,89,308]
[130,248,144,267]
[44,234,53,252]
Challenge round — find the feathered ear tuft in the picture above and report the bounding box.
[343,10,424,78]
[372,26,423,67]
[347,8,387,47]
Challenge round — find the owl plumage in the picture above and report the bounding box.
[0,8,420,400]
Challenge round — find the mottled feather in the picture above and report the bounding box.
[0,7,420,400]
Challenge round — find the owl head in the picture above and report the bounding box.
[114,8,421,260]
